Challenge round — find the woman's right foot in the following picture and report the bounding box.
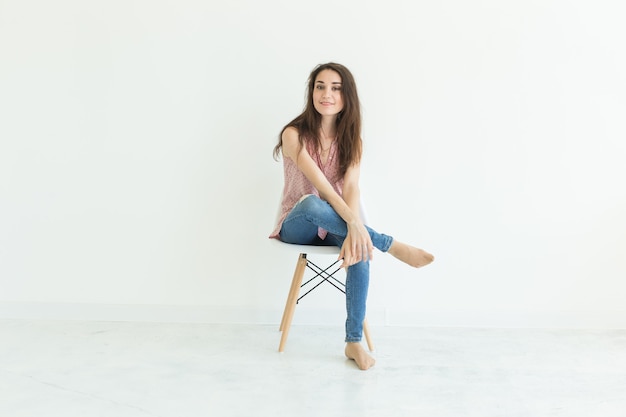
[388,241,434,268]
[345,342,376,370]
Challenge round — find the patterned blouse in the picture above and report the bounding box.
[269,138,343,240]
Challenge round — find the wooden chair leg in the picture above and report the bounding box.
[279,253,306,331]
[363,318,374,352]
[278,253,307,352]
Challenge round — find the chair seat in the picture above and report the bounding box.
[269,238,340,255]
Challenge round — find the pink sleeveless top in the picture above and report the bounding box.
[269,139,343,240]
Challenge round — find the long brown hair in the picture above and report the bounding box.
[273,62,362,178]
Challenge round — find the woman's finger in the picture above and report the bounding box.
[342,244,352,268]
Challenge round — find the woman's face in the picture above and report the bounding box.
[312,69,344,117]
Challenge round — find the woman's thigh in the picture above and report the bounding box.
[279,195,346,245]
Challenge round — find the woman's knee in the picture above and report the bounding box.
[297,194,326,213]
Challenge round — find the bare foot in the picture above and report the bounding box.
[388,241,434,268]
[345,342,376,370]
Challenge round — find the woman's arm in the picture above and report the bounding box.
[341,163,374,265]
[282,127,373,266]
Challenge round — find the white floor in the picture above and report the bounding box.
[1,320,625,417]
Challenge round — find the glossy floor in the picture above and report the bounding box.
[1,320,625,417]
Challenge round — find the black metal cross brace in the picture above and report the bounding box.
[296,257,345,303]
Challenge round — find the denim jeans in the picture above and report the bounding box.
[279,195,394,343]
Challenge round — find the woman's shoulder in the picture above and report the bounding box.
[282,126,300,148]
[282,125,299,139]
[281,126,305,159]
[283,126,315,147]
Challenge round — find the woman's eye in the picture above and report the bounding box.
[332,86,341,91]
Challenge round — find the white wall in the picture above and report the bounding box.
[1,0,625,328]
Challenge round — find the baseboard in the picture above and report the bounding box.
[373,308,626,330]
[0,302,281,324]
[1,301,625,329]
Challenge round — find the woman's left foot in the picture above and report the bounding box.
[388,241,434,268]
[345,342,376,370]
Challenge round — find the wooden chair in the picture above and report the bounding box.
[274,240,374,353]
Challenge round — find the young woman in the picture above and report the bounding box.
[270,62,434,370]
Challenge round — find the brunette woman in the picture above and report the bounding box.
[270,62,434,370]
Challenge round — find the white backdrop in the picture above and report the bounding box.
[1,0,625,328]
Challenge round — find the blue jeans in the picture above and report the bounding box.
[279,195,394,343]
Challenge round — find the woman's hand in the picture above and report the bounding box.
[339,221,374,268]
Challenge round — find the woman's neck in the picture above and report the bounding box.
[320,119,337,142]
